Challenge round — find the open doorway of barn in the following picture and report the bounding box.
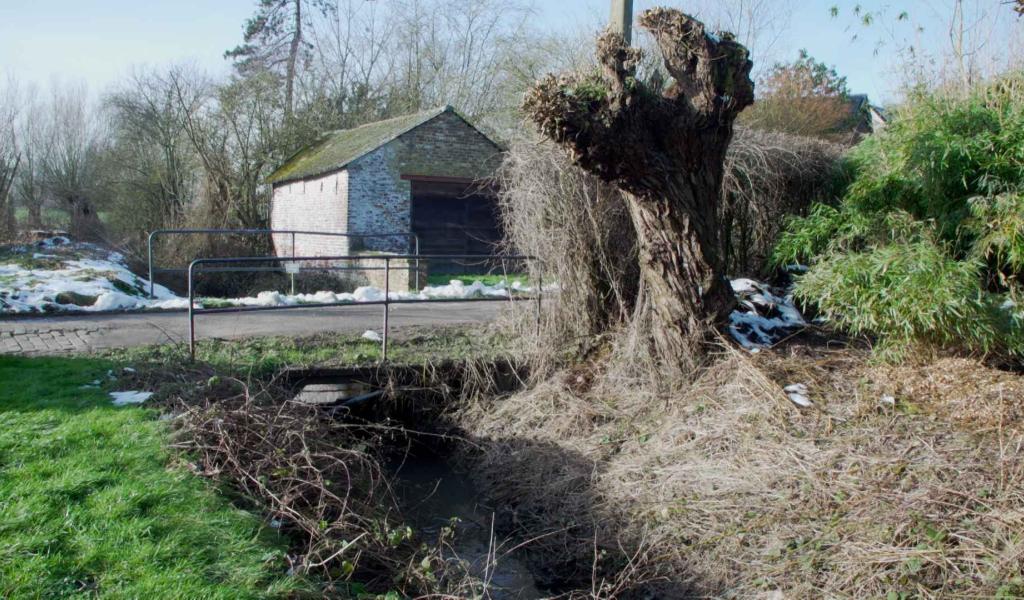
[408,177,504,277]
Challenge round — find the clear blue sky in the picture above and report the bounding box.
[0,0,981,105]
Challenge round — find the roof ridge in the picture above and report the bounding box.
[325,105,449,136]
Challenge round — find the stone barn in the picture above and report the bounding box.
[267,105,505,286]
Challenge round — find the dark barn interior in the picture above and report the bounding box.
[409,178,504,274]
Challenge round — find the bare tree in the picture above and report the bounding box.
[307,0,536,122]
[172,69,284,233]
[104,67,201,237]
[833,2,1024,94]
[40,84,106,239]
[524,8,754,372]
[684,0,794,70]
[410,0,533,118]
[14,87,47,231]
[0,78,20,239]
[308,0,397,124]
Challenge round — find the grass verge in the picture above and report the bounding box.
[108,324,513,375]
[425,273,527,287]
[0,356,302,598]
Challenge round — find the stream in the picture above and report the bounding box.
[390,450,545,599]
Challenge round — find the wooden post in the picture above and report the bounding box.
[610,0,633,45]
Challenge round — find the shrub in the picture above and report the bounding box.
[793,238,1004,358]
[776,73,1024,356]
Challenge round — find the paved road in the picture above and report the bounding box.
[0,302,505,355]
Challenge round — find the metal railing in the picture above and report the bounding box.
[147,229,420,298]
[186,254,541,361]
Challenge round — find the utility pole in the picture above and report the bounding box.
[610,0,634,45]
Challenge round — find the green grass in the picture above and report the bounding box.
[14,207,71,230]
[426,273,528,287]
[110,325,512,375]
[0,356,303,598]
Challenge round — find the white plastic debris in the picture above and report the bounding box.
[110,391,153,406]
[783,383,813,408]
[728,278,806,351]
[361,330,383,342]
[879,394,896,408]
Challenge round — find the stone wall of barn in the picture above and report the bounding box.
[269,170,350,257]
[345,144,410,253]
[345,109,503,254]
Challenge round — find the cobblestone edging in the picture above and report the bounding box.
[0,327,104,355]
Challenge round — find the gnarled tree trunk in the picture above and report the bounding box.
[524,8,754,372]
[66,194,103,240]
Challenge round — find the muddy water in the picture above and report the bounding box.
[390,452,544,599]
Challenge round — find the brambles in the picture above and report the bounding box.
[175,383,472,595]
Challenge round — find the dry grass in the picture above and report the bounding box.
[873,357,1024,432]
[496,134,638,363]
[456,340,1024,598]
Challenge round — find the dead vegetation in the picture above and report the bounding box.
[168,378,456,595]
[873,357,1024,432]
[455,339,1024,598]
[722,128,845,275]
[131,357,499,598]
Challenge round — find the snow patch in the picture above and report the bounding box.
[0,238,544,315]
[0,240,182,314]
[215,278,537,308]
[110,391,153,406]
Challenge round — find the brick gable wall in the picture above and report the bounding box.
[269,171,350,257]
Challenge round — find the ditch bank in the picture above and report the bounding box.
[175,357,667,598]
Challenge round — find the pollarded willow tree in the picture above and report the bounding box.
[524,8,755,371]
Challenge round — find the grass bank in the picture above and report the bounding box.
[108,324,513,375]
[425,273,527,287]
[0,356,302,598]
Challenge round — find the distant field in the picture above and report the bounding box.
[13,207,72,230]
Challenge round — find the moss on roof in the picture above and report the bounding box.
[267,105,469,185]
